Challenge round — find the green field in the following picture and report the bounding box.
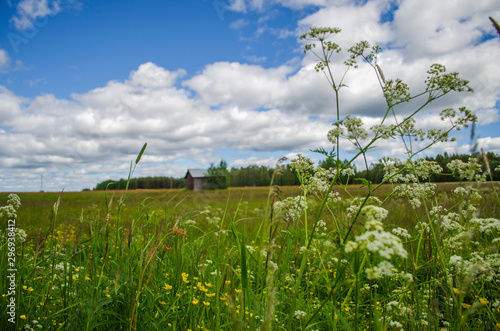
[1,182,500,330]
[3,182,499,231]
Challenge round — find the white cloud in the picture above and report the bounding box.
[0,50,11,72]
[0,86,24,124]
[297,0,395,46]
[129,62,185,88]
[393,0,500,59]
[243,55,266,63]
[0,62,336,191]
[229,19,250,30]
[229,0,247,13]
[183,62,293,109]
[475,137,500,154]
[10,0,63,30]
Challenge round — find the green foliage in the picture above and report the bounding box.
[205,160,230,190]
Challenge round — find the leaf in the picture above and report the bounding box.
[310,146,336,158]
[490,17,500,37]
[355,177,371,188]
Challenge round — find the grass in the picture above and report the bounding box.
[1,182,499,330]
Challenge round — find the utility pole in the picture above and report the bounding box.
[41,174,43,192]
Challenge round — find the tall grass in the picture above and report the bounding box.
[1,173,499,330]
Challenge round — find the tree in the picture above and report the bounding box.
[205,160,230,190]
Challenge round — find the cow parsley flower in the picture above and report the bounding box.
[294,310,307,319]
[392,227,411,240]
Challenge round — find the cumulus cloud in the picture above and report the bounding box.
[183,62,293,109]
[0,86,25,123]
[476,137,500,153]
[297,0,395,46]
[129,62,185,88]
[393,0,500,59]
[0,62,334,191]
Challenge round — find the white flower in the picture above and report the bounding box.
[294,310,307,319]
[267,261,278,271]
[366,261,395,280]
[344,241,358,253]
[389,320,403,330]
[246,245,256,253]
[273,196,306,221]
[470,218,500,235]
[447,158,484,182]
[15,228,28,243]
[355,230,407,259]
[184,220,197,226]
[392,227,411,240]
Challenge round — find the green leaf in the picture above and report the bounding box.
[355,177,371,188]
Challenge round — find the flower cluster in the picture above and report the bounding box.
[294,310,307,319]
[345,205,408,280]
[328,115,368,148]
[273,196,306,221]
[0,193,21,219]
[447,157,484,182]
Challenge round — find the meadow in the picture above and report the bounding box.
[2,26,500,330]
[1,178,500,330]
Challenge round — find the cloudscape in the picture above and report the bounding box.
[0,0,499,192]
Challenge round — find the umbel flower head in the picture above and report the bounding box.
[345,205,408,279]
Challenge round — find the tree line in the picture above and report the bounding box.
[94,177,186,191]
[92,152,500,191]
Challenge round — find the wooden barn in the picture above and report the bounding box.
[184,169,209,191]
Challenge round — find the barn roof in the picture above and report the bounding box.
[185,169,208,178]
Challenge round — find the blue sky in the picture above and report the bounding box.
[0,1,310,98]
[0,0,499,192]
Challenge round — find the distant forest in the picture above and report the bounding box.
[92,152,500,191]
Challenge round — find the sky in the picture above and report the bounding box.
[0,0,499,192]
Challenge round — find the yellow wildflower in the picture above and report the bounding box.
[182,273,189,284]
[479,298,489,305]
[203,301,210,306]
[462,303,471,309]
[192,297,199,305]
[163,284,173,291]
[197,282,208,292]
[20,315,27,319]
